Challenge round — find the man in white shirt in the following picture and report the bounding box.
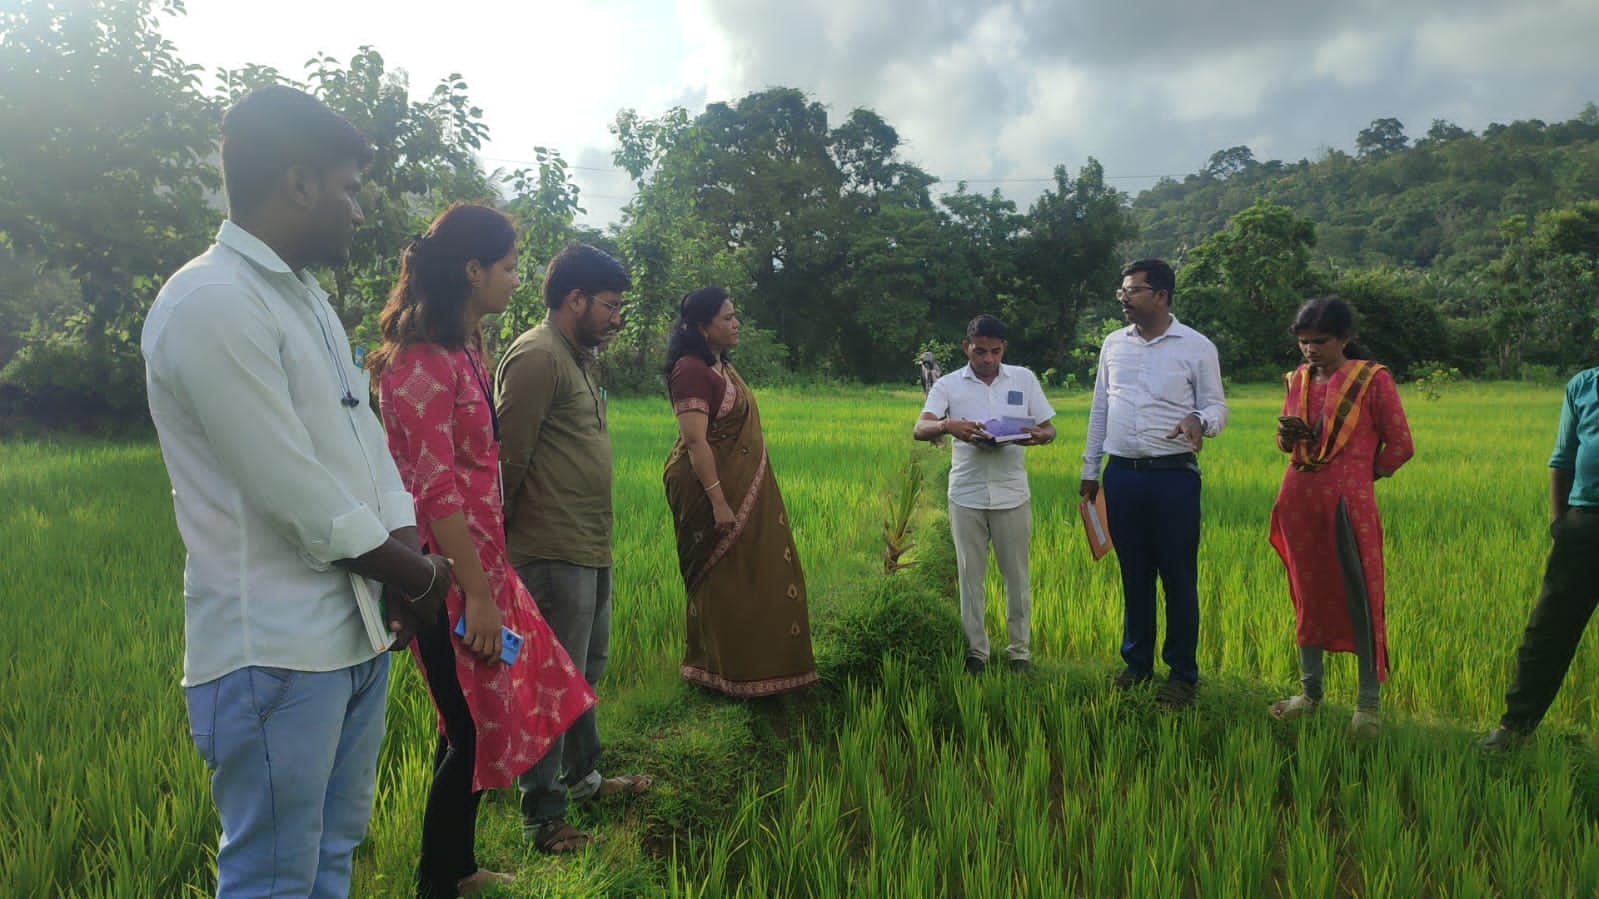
[916,315,1056,674]
[1080,259,1227,709]
[142,86,451,898]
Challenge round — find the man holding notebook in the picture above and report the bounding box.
[142,86,451,896]
[1080,258,1227,711]
[915,315,1056,674]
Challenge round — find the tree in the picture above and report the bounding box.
[1492,201,1599,374]
[610,88,954,381]
[1423,119,1471,145]
[495,147,585,349]
[936,185,1025,338]
[1357,118,1408,158]
[1179,200,1321,374]
[1202,146,1257,180]
[1326,267,1447,377]
[1010,159,1138,375]
[302,48,494,323]
[0,0,219,419]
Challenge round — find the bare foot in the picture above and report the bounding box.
[457,868,514,896]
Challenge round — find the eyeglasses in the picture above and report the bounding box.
[1115,286,1157,299]
[585,293,623,315]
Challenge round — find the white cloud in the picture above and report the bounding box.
[1156,41,1305,123]
[160,0,1599,226]
[1312,30,1394,86]
[1416,0,1599,76]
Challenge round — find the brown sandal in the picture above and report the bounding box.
[588,773,652,801]
[533,820,592,854]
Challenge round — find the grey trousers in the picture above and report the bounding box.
[514,560,611,828]
[949,500,1032,662]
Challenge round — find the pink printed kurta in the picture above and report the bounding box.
[1268,362,1414,680]
[379,343,594,791]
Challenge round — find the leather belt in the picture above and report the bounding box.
[1106,453,1197,472]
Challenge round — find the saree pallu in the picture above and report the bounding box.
[664,364,816,697]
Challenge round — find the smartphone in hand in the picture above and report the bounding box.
[453,615,524,665]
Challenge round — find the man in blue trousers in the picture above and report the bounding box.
[1080,259,1228,710]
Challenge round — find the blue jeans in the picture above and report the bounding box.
[185,655,390,898]
[1103,462,1202,683]
[515,561,611,828]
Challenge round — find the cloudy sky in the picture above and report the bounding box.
[164,0,1599,226]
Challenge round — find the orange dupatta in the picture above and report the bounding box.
[1287,360,1384,472]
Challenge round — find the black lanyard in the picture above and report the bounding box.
[466,347,500,443]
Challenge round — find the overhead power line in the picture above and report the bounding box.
[480,153,1182,186]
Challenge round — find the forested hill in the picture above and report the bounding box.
[1127,109,1599,277]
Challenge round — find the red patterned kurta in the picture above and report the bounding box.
[1268,362,1414,680]
[379,343,595,791]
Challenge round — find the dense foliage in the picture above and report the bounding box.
[1135,112,1599,378]
[2,1,1596,429]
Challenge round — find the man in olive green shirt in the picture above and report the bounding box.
[495,243,649,852]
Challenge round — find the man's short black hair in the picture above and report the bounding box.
[965,314,1008,341]
[221,86,373,217]
[1122,258,1176,300]
[543,243,632,309]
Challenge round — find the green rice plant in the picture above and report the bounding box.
[16,383,1599,896]
[881,450,927,574]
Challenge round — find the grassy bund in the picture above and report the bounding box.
[5,382,1599,896]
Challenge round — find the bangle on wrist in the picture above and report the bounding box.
[406,557,440,604]
[705,480,721,493]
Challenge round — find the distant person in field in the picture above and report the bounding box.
[1080,258,1227,710]
[1268,296,1414,739]
[1480,364,1599,752]
[915,314,1057,675]
[368,203,596,896]
[663,287,818,695]
[919,350,943,393]
[919,350,947,447]
[140,85,452,897]
[494,243,651,853]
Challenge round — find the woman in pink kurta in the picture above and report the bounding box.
[1268,295,1413,739]
[369,204,594,898]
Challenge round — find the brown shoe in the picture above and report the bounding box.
[531,820,592,854]
[1155,679,1198,710]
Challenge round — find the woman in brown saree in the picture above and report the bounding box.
[663,287,816,697]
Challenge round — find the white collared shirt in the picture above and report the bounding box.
[142,221,415,686]
[1081,314,1228,480]
[922,363,1056,510]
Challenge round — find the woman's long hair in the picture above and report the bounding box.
[662,286,731,377]
[1291,295,1371,361]
[366,202,517,373]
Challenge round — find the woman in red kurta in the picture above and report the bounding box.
[1268,295,1414,739]
[369,204,594,898]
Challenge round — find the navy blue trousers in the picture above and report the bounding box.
[1103,462,1203,683]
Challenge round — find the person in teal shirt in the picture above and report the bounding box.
[1482,367,1599,750]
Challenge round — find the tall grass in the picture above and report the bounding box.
[4,382,1598,896]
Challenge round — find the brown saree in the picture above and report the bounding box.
[664,358,816,697]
